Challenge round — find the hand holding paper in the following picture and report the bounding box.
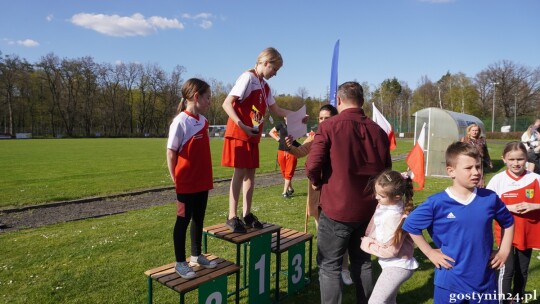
[286,105,308,140]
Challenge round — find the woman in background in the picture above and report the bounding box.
[460,123,492,187]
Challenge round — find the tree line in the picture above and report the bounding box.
[1,51,539,138]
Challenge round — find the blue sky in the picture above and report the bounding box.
[1,0,539,99]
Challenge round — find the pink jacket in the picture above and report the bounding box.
[360,209,415,259]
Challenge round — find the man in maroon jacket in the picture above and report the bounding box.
[306,81,392,304]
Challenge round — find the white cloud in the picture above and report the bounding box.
[10,39,40,47]
[46,14,54,22]
[181,13,214,29]
[70,13,184,37]
[193,13,213,20]
[199,20,213,29]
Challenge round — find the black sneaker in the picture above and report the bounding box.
[286,188,294,196]
[225,216,247,233]
[243,213,263,229]
[282,192,291,199]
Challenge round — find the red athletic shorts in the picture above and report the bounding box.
[277,150,297,180]
[221,137,259,168]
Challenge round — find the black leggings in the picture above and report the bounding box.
[498,247,532,303]
[173,191,209,262]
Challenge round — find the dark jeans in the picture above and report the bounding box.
[317,211,373,304]
[499,247,532,304]
[173,191,209,262]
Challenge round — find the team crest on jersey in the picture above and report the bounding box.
[251,105,264,127]
[525,189,534,199]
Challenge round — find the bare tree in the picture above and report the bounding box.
[100,62,125,135]
[38,53,64,137]
[119,62,142,134]
[0,54,31,135]
[296,87,309,101]
[79,57,99,136]
[206,78,229,125]
[476,60,540,125]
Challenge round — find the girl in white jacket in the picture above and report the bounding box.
[361,170,418,304]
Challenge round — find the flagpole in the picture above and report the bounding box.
[329,39,339,106]
[426,108,432,175]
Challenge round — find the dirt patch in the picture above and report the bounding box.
[0,172,304,232]
[0,154,408,233]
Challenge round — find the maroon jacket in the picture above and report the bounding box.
[305,107,392,223]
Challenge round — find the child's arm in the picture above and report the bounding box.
[268,127,279,141]
[409,233,455,269]
[268,103,293,118]
[166,149,177,182]
[514,202,540,214]
[360,235,404,258]
[490,224,514,269]
[222,95,257,137]
[287,135,312,158]
[268,103,309,123]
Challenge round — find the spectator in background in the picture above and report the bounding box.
[521,118,540,174]
[269,122,300,198]
[460,123,492,187]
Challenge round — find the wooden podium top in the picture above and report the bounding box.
[203,222,281,244]
[144,254,240,294]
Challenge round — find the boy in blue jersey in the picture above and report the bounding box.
[402,141,514,304]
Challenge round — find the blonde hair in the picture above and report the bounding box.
[466,123,482,138]
[256,47,283,68]
[525,118,540,136]
[176,78,210,114]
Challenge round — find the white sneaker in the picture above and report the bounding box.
[341,270,353,285]
[190,255,217,269]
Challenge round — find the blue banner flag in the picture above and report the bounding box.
[329,39,340,107]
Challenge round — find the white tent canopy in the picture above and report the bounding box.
[412,107,485,177]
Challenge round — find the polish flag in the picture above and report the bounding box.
[406,122,426,191]
[372,103,397,151]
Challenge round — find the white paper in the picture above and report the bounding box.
[286,105,307,140]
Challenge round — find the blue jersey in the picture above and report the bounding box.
[402,188,514,293]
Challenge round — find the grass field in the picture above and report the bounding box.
[0,137,414,208]
[1,137,539,303]
[0,137,311,208]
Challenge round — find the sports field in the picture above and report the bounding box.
[0,138,539,303]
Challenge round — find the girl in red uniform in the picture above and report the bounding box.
[486,141,540,303]
[167,78,216,279]
[221,47,304,233]
[269,122,299,198]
